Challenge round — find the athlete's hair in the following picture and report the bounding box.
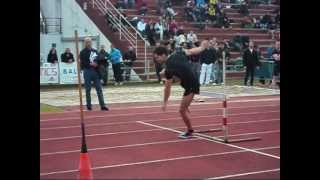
[153,46,169,56]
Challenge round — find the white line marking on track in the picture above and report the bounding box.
[137,121,280,160]
[40,99,279,122]
[40,146,280,176]
[41,129,279,156]
[40,118,279,141]
[40,97,279,115]
[40,109,280,130]
[206,168,280,179]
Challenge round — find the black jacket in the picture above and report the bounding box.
[123,50,137,66]
[47,52,58,63]
[80,48,99,70]
[61,52,75,63]
[242,48,261,68]
[97,50,110,67]
[200,48,217,64]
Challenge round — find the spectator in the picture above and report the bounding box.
[80,37,108,111]
[222,39,232,63]
[155,17,164,40]
[176,25,185,36]
[196,0,205,7]
[97,45,110,86]
[123,46,136,81]
[47,47,58,64]
[109,44,124,86]
[275,12,280,29]
[208,40,218,85]
[243,41,261,86]
[242,15,254,28]
[145,21,156,46]
[175,33,187,47]
[260,12,272,29]
[188,43,201,81]
[217,11,231,28]
[266,43,275,59]
[165,6,178,20]
[215,44,224,84]
[137,19,146,35]
[115,0,126,9]
[169,19,178,37]
[187,31,198,45]
[199,41,216,85]
[61,48,75,63]
[139,1,148,16]
[239,1,249,16]
[185,0,195,21]
[208,4,216,23]
[271,41,280,88]
[127,0,135,9]
[129,16,140,27]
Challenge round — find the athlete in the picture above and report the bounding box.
[153,40,209,138]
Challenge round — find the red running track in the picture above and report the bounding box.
[40,95,280,179]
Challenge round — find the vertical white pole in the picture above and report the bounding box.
[222,51,226,86]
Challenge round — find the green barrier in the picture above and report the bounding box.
[254,60,274,79]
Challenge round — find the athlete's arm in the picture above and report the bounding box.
[184,40,209,56]
[162,78,173,111]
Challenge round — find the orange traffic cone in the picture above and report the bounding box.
[78,122,93,180]
[78,152,93,180]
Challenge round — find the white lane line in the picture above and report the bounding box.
[40,100,279,122]
[40,109,280,130]
[40,118,279,141]
[137,121,280,160]
[41,97,279,115]
[40,146,280,176]
[206,168,280,179]
[41,129,279,156]
[41,139,200,156]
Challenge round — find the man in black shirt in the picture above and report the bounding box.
[80,37,109,111]
[61,48,75,63]
[153,40,209,139]
[243,41,261,86]
[123,46,137,81]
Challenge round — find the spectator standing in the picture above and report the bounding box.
[109,44,124,86]
[208,40,218,85]
[137,19,146,36]
[80,37,109,111]
[145,20,156,46]
[61,48,75,63]
[243,41,261,86]
[187,31,198,45]
[169,19,178,38]
[97,45,110,86]
[271,41,280,88]
[215,44,224,85]
[155,17,164,40]
[47,47,58,64]
[122,46,137,81]
[239,1,249,16]
[139,1,148,16]
[199,42,216,85]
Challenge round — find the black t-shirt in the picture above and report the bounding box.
[165,51,199,90]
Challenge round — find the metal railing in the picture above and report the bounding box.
[40,18,62,34]
[89,0,150,79]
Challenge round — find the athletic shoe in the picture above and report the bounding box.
[178,130,194,139]
[119,82,123,85]
[101,106,109,111]
[87,107,92,111]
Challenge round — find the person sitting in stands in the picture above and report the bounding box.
[137,18,146,36]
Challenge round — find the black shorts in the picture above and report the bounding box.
[183,83,200,96]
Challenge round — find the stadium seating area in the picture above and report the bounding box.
[76,0,279,80]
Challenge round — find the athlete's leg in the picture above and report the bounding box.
[179,92,195,131]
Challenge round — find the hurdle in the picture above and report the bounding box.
[194,92,261,143]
